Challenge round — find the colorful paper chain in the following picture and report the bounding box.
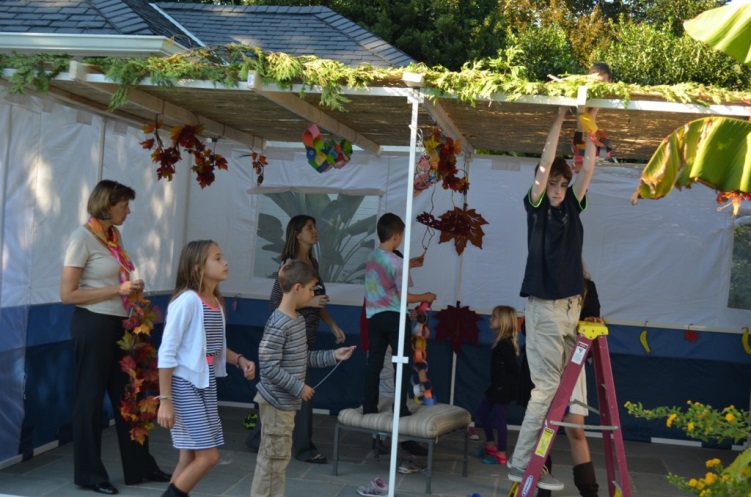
[411,301,435,405]
[302,123,353,173]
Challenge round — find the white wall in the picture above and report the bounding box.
[1,89,747,334]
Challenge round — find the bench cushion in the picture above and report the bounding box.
[337,403,471,440]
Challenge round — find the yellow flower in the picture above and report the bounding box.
[725,413,736,422]
[689,479,698,487]
[704,472,718,485]
[666,413,678,427]
[706,458,721,468]
[687,422,695,431]
[699,490,709,497]
[695,481,705,490]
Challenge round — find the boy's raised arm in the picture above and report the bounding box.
[573,108,599,201]
[531,106,569,205]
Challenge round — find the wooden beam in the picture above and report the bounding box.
[68,61,266,149]
[247,71,381,155]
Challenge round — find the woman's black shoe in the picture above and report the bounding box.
[143,468,172,482]
[83,482,119,495]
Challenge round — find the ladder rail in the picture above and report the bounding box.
[593,336,632,497]
[510,325,631,497]
[515,334,594,497]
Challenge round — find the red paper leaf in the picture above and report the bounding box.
[435,301,482,353]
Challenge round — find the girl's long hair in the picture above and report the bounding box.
[281,215,316,261]
[171,239,224,307]
[491,305,519,356]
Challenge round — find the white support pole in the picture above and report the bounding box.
[449,151,473,406]
[385,87,423,497]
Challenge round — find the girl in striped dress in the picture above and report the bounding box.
[157,240,255,497]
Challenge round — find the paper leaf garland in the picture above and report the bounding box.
[417,206,488,255]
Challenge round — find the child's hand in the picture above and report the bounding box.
[301,385,315,401]
[583,316,605,324]
[157,400,175,429]
[409,254,425,268]
[243,360,256,380]
[308,295,329,308]
[423,292,437,303]
[334,345,356,361]
[331,324,346,344]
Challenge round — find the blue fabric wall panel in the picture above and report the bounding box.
[17,298,751,458]
[25,303,72,347]
[0,347,25,462]
[19,341,76,458]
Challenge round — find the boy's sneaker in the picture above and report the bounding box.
[467,423,479,440]
[398,456,425,474]
[243,412,258,429]
[537,468,564,491]
[507,466,564,491]
[356,477,388,497]
[507,466,524,482]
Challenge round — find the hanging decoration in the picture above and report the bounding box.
[118,291,163,443]
[639,323,652,354]
[417,205,488,255]
[411,301,435,405]
[684,324,699,343]
[302,123,352,173]
[141,119,228,188]
[413,126,487,256]
[413,127,468,194]
[435,301,482,353]
[742,327,751,355]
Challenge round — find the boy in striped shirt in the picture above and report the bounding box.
[251,260,355,497]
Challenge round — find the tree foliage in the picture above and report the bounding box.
[168,0,747,90]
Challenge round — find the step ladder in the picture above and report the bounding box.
[509,322,631,497]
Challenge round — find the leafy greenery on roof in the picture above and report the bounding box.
[1,42,749,114]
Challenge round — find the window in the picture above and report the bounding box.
[254,191,378,284]
[728,222,751,309]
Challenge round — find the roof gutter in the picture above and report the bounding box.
[0,33,187,57]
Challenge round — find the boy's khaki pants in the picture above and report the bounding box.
[250,393,296,497]
[510,295,581,471]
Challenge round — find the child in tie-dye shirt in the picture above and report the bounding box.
[362,213,436,417]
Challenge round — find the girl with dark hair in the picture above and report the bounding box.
[270,215,346,463]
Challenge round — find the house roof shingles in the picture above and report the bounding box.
[155,3,414,68]
[0,1,412,67]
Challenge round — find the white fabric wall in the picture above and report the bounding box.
[1,89,747,334]
[0,88,190,309]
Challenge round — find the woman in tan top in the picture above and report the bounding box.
[60,180,169,495]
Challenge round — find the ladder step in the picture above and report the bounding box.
[549,420,619,431]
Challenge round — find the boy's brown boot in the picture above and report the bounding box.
[573,461,599,497]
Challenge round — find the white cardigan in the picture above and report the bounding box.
[158,290,227,388]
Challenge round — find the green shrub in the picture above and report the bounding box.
[507,24,583,81]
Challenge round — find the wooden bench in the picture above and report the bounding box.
[332,402,471,494]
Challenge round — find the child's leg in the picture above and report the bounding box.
[171,449,195,484]
[384,313,411,415]
[363,312,394,414]
[172,447,219,493]
[510,296,580,471]
[494,403,509,453]
[250,394,296,497]
[475,396,494,445]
